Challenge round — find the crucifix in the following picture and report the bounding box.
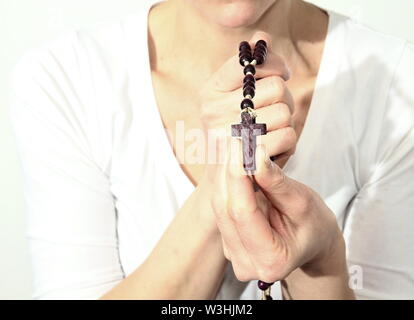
[234,39,274,300]
[231,110,267,175]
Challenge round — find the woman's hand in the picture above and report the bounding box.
[198,31,296,169]
[196,31,296,226]
[211,142,355,299]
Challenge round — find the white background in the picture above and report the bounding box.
[1,0,413,299]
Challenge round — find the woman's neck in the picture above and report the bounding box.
[149,0,328,82]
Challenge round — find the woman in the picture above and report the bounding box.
[10,0,414,299]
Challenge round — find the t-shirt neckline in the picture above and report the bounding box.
[137,1,343,190]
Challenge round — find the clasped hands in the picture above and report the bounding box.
[196,32,350,291]
[206,140,345,285]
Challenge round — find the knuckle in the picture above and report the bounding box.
[257,268,281,284]
[284,127,297,146]
[296,198,309,213]
[257,259,289,283]
[268,76,285,95]
[287,145,297,156]
[277,104,292,127]
[295,188,314,212]
[303,187,316,206]
[234,267,254,282]
[279,146,296,159]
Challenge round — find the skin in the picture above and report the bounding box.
[100,0,355,299]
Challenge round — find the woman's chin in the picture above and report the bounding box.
[219,5,259,27]
[215,3,264,28]
[188,0,276,29]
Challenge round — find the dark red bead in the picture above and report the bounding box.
[255,43,267,51]
[266,295,273,300]
[258,281,274,290]
[239,49,252,57]
[239,56,252,66]
[239,50,252,56]
[255,40,267,48]
[244,64,256,75]
[239,49,251,55]
[239,41,251,51]
[241,99,254,110]
[243,81,255,90]
[254,46,267,57]
[254,48,267,58]
[239,50,252,66]
[243,86,255,98]
[254,54,265,65]
[254,45,267,52]
[255,53,267,62]
[243,74,256,84]
[253,47,267,65]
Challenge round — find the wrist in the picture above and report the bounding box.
[283,229,355,300]
[303,225,347,277]
[192,177,220,236]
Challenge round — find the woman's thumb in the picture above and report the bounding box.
[254,145,291,206]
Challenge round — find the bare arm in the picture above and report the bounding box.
[100,181,227,299]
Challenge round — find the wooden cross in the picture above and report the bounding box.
[231,111,267,174]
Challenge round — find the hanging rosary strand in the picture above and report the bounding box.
[232,40,274,300]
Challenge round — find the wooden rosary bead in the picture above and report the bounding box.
[240,98,254,110]
[244,64,256,75]
[253,54,265,65]
[258,281,274,290]
[243,74,256,84]
[254,48,267,57]
[243,81,255,90]
[239,53,253,66]
[239,41,251,51]
[239,56,252,66]
[239,47,251,53]
[253,40,268,66]
[253,51,267,65]
[239,51,252,59]
[243,86,255,98]
[255,40,267,48]
[235,41,274,300]
[255,44,267,53]
[255,44,267,54]
[239,41,253,66]
[239,50,251,57]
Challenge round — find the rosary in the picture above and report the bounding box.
[231,40,274,300]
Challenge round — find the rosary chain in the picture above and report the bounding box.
[239,40,274,301]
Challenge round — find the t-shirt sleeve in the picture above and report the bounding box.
[9,34,124,299]
[343,42,414,299]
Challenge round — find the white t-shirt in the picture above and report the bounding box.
[10,0,414,300]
